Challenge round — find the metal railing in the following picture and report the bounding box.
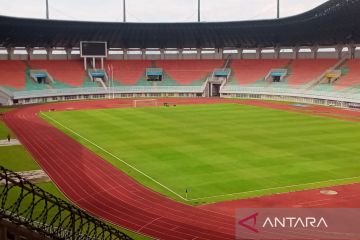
[9,86,204,99]
[221,85,360,103]
[0,166,133,240]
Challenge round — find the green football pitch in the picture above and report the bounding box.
[42,103,360,205]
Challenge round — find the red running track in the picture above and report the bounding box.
[4,98,360,239]
[3,99,244,240]
[199,182,360,217]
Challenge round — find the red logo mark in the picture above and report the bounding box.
[238,213,259,233]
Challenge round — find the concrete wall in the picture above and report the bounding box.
[317,51,337,59]
[29,54,48,60]
[279,52,293,59]
[223,53,237,59]
[0,90,12,106]
[107,54,124,60]
[182,54,197,59]
[145,54,161,60]
[261,53,276,59]
[201,53,216,60]
[126,54,142,60]
[355,49,360,58]
[9,54,28,60]
[242,52,257,59]
[164,54,178,60]
[297,51,314,59]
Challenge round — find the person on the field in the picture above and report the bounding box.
[7,133,10,142]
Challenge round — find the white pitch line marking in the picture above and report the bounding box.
[41,112,188,201]
[188,176,360,201]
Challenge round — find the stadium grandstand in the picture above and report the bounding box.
[1,0,360,239]
[0,0,359,107]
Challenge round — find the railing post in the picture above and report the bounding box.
[71,212,76,240]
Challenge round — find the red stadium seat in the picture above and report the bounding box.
[334,59,360,89]
[231,59,289,85]
[156,60,224,85]
[287,59,337,86]
[106,60,152,85]
[0,60,26,89]
[28,60,85,87]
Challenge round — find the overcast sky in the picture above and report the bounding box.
[0,0,329,22]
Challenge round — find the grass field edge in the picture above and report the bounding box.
[189,176,360,203]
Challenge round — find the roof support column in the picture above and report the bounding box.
[141,49,146,60]
[312,46,318,59]
[26,47,33,61]
[349,44,356,59]
[160,49,165,60]
[292,47,299,59]
[7,48,14,60]
[216,48,224,60]
[196,48,201,59]
[178,49,183,60]
[106,49,111,60]
[274,47,280,59]
[237,48,243,59]
[256,48,261,59]
[123,49,128,60]
[66,48,72,60]
[46,47,52,60]
[335,45,343,59]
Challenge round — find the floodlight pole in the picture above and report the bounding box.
[123,0,126,22]
[198,0,201,22]
[46,0,49,19]
[277,0,280,19]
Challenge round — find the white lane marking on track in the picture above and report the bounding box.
[42,112,188,201]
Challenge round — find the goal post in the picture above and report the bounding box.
[133,99,158,108]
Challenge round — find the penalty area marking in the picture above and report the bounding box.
[41,112,188,201]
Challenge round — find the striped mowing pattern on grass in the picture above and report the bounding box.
[42,104,360,204]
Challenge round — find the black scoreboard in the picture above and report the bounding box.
[80,41,107,57]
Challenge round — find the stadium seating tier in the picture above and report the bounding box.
[156,60,224,85]
[28,60,85,87]
[106,60,152,85]
[0,61,27,89]
[287,59,338,86]
[230,59,289,86]
[334,60,360,89]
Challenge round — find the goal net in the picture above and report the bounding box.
[133,99,158,108]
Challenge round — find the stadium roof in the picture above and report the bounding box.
[0,0,360,49]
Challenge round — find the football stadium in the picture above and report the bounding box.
[1,0,360,239]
